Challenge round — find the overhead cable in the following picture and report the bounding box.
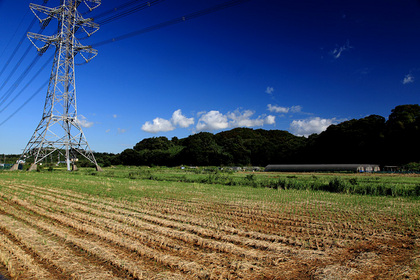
[0,80,49,127]
[95,0,166,25]
[0,53,53,114]
[93,0,250,47]
[0,0,49,79]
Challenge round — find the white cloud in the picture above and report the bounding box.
[331,41,352,59]
[290,105,302,113]
[268,104,289,113]
[265,86,274,94]
[267,104,302,114]
[290,117,338,137]
[141,109,194,133]
[196,109,276,132]
[113,114,117,118]
[77,115,94,128]
[196,110,229,131]
[142,117,175,133]
[143,108,277,133]
[171,109,194,128]
[117,128,127,134]
[403,74,414,84]
[227,109,275,127]
[265,115,276,125]
[105,129,111,133]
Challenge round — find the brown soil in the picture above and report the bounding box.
[0,182,418,279]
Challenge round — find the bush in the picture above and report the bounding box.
[326,178,348,193]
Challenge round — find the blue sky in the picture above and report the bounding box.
[0,0,419,154]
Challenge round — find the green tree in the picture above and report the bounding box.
[385,104,420,164]
[179,132,231,166]
[133,136,173,151]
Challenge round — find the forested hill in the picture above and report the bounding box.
[99,104,420,167]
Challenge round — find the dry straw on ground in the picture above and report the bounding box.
[0,180,418,279]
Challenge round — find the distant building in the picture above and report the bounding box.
[265,164,380,173]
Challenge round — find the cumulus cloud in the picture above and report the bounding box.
[77,115,94,128]
[403,74,414,84]
[267,104,302,114]
[290,117,338,137]
[265,86,274,94]
[228,109,275,127]
[265,115,276,125]
[196,110,229,131]
[142,109,194,133]
[196,109,276,132]
[331,41,352,59]
[268,104,289,113]
[171,109,194,128]
[143,108,276,133]
[142,118,175,133]
[290,105,302,113]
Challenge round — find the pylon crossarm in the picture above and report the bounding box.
[27,33,59,54]
[83,0,101,12]
[77,18,99,36]
[30,3,62,24]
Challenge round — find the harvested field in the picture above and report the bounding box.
[0,171,419,279]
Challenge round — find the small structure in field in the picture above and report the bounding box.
[265,164,380,173]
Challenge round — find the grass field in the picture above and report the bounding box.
[0,167,419,279]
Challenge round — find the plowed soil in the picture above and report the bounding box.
[0,182,418,279]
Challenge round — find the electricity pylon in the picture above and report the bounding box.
[11,0,102,171]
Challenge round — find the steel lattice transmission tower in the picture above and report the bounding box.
[12,0,102,171]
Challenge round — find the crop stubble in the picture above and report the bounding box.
[0,180,418,279]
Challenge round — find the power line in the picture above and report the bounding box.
[0,18,38,80]
[95,0,165,25]
[0,44,37,97]
[0,9,31,61]
[0,79,48,127]
[0,0,49,79]
[0,53,53,114]
[0,54,42,108]
[93,0,250,47]
[0,0,251,127]
[0,0,161,104]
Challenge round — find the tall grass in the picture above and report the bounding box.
[2,166,420,198]
[89,167,420,197]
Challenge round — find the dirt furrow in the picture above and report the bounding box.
[7,184,316,255]
[0,232,53,280]
[1,186,287,277]
[0,195,214,279]
[0,197,187,279]
[5,184,347,254]
[5,184,301,253]
[0,212,121,280]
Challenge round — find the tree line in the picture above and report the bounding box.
[91,104,419,168]
[3,104,419,169]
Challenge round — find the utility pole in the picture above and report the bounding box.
[11,0,102,171]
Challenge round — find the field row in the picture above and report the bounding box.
[0,180,418,279]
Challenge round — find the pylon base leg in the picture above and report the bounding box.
[96,165,103,172]
[72,164,78,171]
[9,164,19,171]
[28,164,37,171]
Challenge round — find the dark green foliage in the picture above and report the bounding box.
[133,136,173,151]
[4,104,418,169]
[385,104,420,165]
[305,115,386,164]
[178,132,232,166]
[88,104,420,168]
